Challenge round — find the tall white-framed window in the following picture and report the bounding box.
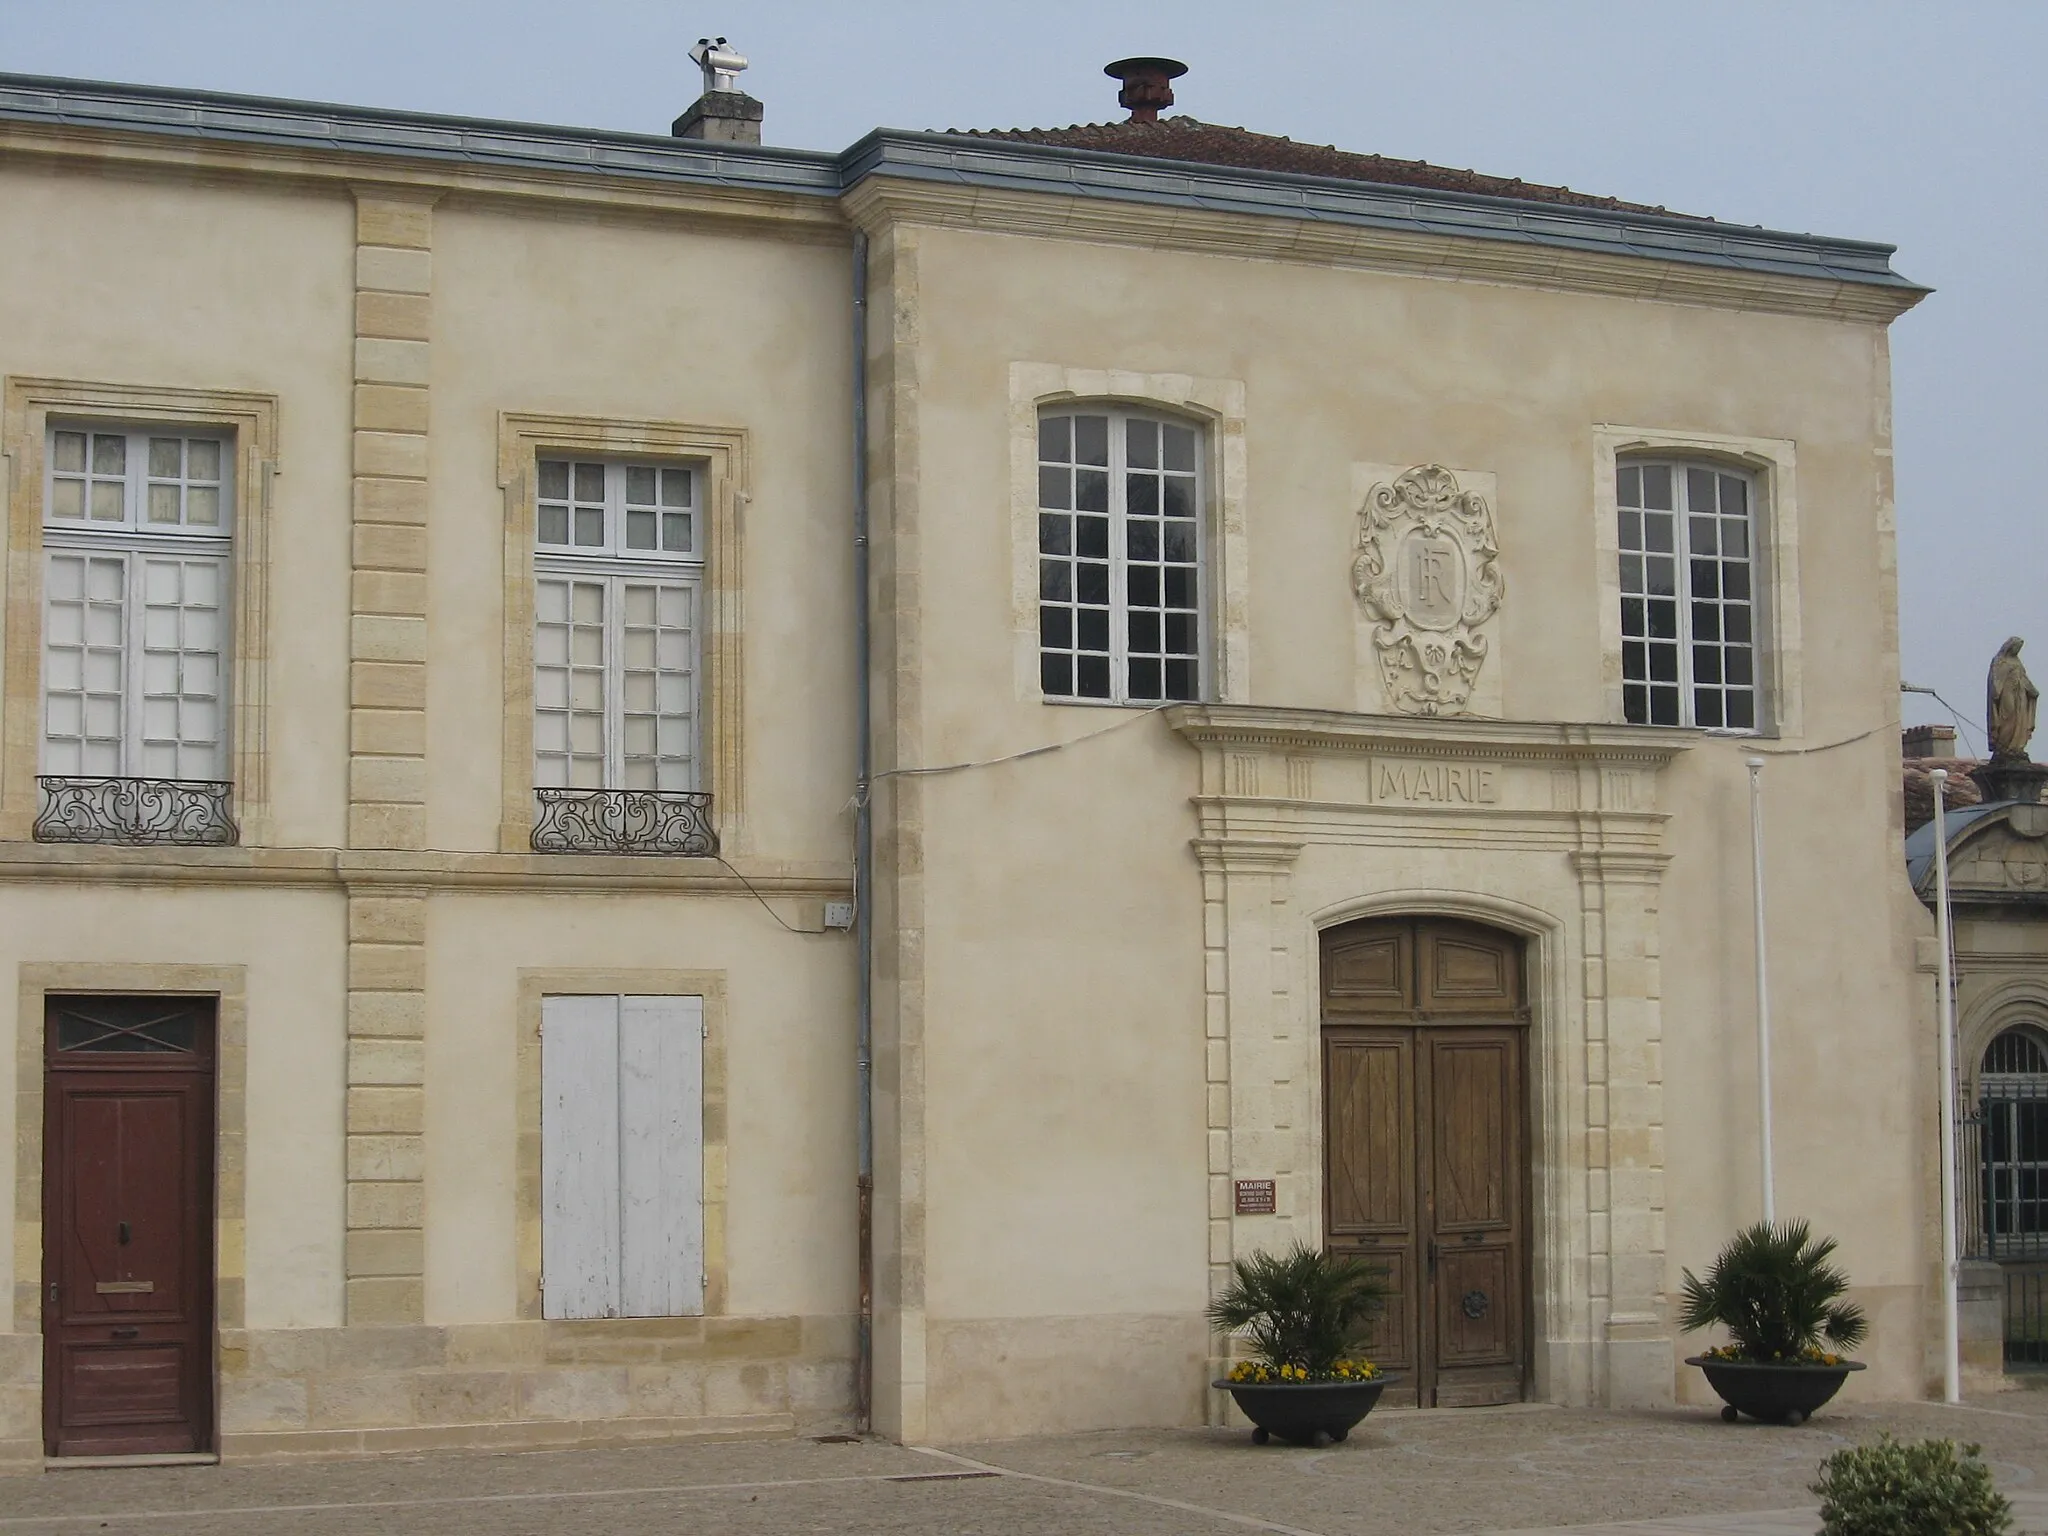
[1617,459,1759,730]
[1037,409,1206,704]
[532,458,702,790]
[41,424,233,779]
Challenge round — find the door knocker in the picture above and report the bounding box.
[1461,1289,1490,1320]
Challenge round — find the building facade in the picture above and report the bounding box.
[0,67,1932,1464]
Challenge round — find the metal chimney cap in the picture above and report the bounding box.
[690,36,749,95]
[1103,57,1186,123]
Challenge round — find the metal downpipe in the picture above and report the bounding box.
[851,229,875,1436]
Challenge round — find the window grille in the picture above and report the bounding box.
[1617,461,1757,730]
[1037,411,1204,704]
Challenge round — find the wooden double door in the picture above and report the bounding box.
[1322,919,1529,1408]
[42,996,216,1457]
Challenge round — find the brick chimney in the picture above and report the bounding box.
[1903,723,1958,760]
[673,36,763,145]
[1103,57,1187,124]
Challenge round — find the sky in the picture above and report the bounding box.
[1,0,2042,748]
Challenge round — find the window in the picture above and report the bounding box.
[1617,460,1757,729]
[1980,1024,2048,1260]
[41,425,232,779]
[532,458,701,790]
[540,994,704,1319]
[1037,410,1204,704]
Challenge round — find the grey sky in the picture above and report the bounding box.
[2,0,2040,749]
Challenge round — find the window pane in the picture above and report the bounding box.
[53,431,86,474]
[1128,658,1162,700]
[1038,415,1070,463]
[1128,520,1158,560]
[50,480,84,519]
[1039,513,1071,556]
[661,512,691,553]
[1040,606,1071,648]
[626,510,657,549]
[149,438,182,478]
[626,466,657,505]
[1076,654,1110,698]
[1039,560,1070,602]
[1040,653,1072,696]
[1687,468,1717,514]
[1126,419,1158,469]
[1077,608,1109,652]
[1726,692,1754,730]
[660,469,691,508]
[574,507,603,546]
[1162,426,1195,473]
[1720,475,1748,517]
[148,484,180,524]
[1695,691,1724,728]
[1076,563,1109,605]
[1075,469,1108,514]
[91,482,125,521]
[186,486,220,527]
[574,463,604,502]
[1617,464,1641,507]
[1162,477,1193,520]
[1076,517,1108,560]
[1073,415,1109,466]
[539,505,569,545]
[1643,513,1674,555]
[1128,475,1159,516]
[1640,465,1672,510]
[1039,466,1071,511]
[1164,658,1198,701]
[539,460,569,499]
[92,434,126,476]
[187,440,221,481]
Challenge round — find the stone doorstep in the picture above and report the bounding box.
[218,1410,795,1463]
[44,1453,220,1470]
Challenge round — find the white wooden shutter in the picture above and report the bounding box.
[540,994,622,1319]
[619,994,704,1316]
[540,993,703,1320]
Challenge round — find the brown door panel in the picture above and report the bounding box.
[1434,1245,1517,1366]
[1416,920,1523,1015]
[43,997,215,1459]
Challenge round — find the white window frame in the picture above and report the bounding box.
[1035,407,1209,706]
[40,422,235,780]
[532,457,704,791]
[1615,457,1763,732]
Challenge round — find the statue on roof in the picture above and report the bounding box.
[1989,636,2038,761]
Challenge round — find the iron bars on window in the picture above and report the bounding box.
[530,787,718,856]
[33,775,237,846]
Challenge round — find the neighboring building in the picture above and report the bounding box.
[0,53,1935,1464]
[1903,741,2048,1381]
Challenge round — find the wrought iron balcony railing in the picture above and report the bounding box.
[530,788,719,857]
[34,777,238,847]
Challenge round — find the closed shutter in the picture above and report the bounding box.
[540,994,703,1320]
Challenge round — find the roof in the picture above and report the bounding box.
[0,73,1927,308]
[956,118,1692,219]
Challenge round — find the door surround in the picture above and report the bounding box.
[11,964,248,1466]
[1169,703,1691,1417]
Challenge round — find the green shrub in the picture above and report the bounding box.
[1206,1243,1389,1377]
[1678,1220,1867,1361]
[1812,1434,2012,1536]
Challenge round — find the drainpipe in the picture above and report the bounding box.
[1931,769,1961,1404]
[851,229,875,1435]
[1747,757,1775,1226]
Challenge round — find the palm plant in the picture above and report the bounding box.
[1207,1243,1390,1376]
[1678,1220,1868,1362]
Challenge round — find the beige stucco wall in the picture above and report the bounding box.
[866,220,1932,1438]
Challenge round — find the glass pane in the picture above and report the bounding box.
[188,439,221,480]
[1039,560,1070,602]
[1162,426,1195,473]
[539,460,570,499]
[1038,415,1070,463]
[1075,469,1108,514]
[1126,418,1158,469]
[1720,475,1748,517]
[50,480,83,519]
[626,466,657,505]
[1617,464,1641,507]
[1726,692,1754,730]
[1074,415,1108,467]
[1077,608,1109,651]
[538,505,569,544]
[1076,517,1108,559]
[626,509,656,549]
[149,437,182,477]
[1128,658,1161,700]
[53,431,86,473]
[661,468,690,508]
[1687,468,1717,514]
[92,434,126,475]
[148,484,180,523]
[1040,652,1072,696]
[1127,520,1158,560]
[1076,563,1109,604]
[1163,478,1193,519]
[574,507,603,546]
[1640,465,1672,510]
[1643,514,1674,554]
[90,482,125,521]
[661,512,691,552]
[1076,653,1110,698]
[1164,658,1197,700]
[1039,466,1070,511]
[574,462,604,501]
[1039,605,1071,648]
[186,486,219,526]
[1127,476,1158,516]
[53,998,199,1054]
[1039,513,1071,556]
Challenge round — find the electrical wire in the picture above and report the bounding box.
[710,852,812,935]
[856,702,1174,805]
[1901,684,1988,758]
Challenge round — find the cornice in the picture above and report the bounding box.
[0,74,1927,321]
[1164,704,1699,768]
[0,840,852,897]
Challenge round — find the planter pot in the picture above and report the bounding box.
[1685,1356,1865,1426]
[1214,1375,1399,1447]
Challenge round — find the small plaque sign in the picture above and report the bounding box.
[1234,1179,1277,1215]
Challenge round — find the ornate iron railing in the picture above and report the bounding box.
[34,777,238,847]
[530,788,718,856]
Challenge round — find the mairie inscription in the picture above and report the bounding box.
[1368,759,1500,806]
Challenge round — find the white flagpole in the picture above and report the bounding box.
[1748,757,1775,1226]
[1930,768,1962,1404]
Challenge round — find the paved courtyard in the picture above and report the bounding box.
[0,1392,2044,1535]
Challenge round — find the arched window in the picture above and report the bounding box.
[1616,459,1758,730]
[1980,1023,2048,1256]
[1037,409,1205,704]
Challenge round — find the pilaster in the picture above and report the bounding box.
[345,188,436,1325]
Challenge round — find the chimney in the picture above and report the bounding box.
[673,36,763,145]
[1903,723,1958,760]
[1103,56,1187,124]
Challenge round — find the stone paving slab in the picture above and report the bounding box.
[0,1393,2039,1535]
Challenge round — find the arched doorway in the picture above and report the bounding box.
[1320,916,1530,1407]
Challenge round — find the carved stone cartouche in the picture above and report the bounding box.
[1351,465,1504,717]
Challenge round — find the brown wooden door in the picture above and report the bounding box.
[43,996,216,1457]
[1322,920,1528,1408]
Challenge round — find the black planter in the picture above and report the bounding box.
[1685,1356,1865,1425]
[1214,1375,1398,1447]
